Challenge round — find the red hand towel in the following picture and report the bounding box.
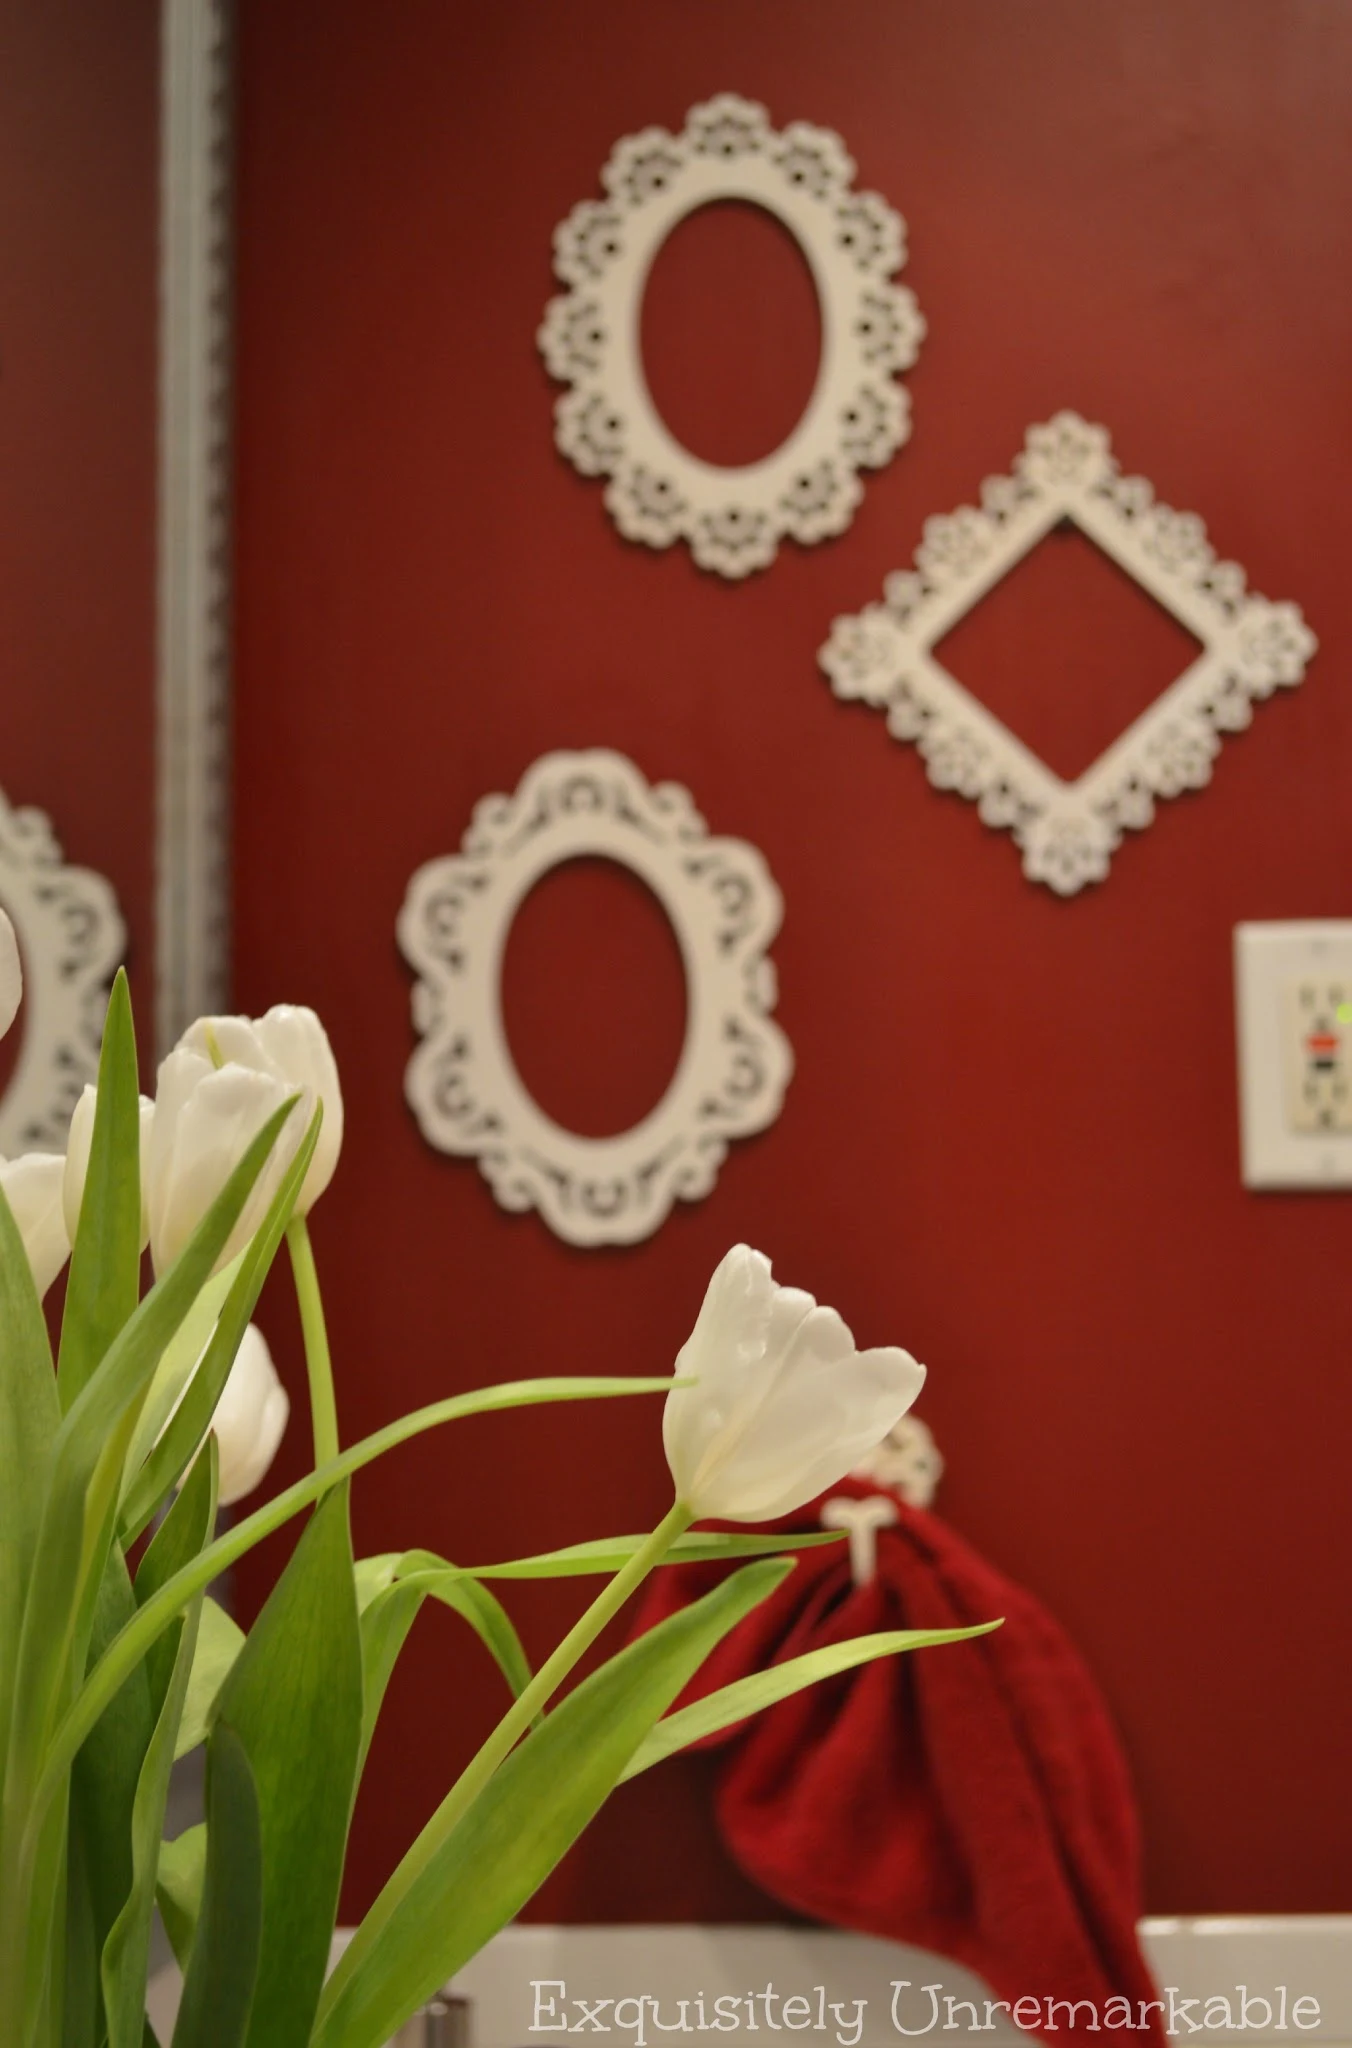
[632,1478,1163,2045]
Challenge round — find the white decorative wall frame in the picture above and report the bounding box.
[0,790,125,1155]
[398,751,792,1246]
[819,412,1318,896]
[538,92,924,579]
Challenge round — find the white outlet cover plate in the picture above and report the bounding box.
[1235,921,1352,1188]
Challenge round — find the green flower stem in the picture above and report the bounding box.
[326,1498,694,1989]
[286,1214,339,1468]
[34,1376,689,1823]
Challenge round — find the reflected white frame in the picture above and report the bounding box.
[539,92,924,579]
[0,794,125,1155]
[820,412,1317,896]
[398,750,793,1247]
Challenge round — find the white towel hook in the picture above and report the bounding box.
[850,1413,943,1509]
[820,1494,900,1587]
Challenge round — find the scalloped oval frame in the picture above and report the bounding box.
[820,411,1318,896]
[539,92,924,579]
[398,750,793,1246]
[0,789,125,1155]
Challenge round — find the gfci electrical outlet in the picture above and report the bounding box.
[1283,977,1352,1132]
[1235,922,1352,1187]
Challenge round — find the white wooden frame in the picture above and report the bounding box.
[156,0,234,1051]
[820,412,1317,896]
[0,794,125,1155]
[398,751,792,1247]
[539,93,924,579]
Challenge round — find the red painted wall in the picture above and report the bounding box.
[0,1,160,1067]
[230,1,1352,1922]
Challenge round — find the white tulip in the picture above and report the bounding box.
[146,1048,309,1278]
[203,1322,290,1506]
[663,1245,927,1523]
[0,908,20,1042]
[62,1085,155,1249]
[0,1152,71,1298]
[176,1007,342,1219]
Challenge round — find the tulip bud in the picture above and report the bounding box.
[176,1007,342,1218]
[0,908,20,1042]
[146,1048,309,1277]
[62,1085,155,1249]
[209,1321,290,1506]
[0,1151,71,1297]
[663,1245,926,1523]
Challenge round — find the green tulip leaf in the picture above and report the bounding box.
[58,968,142,1411]
[121,1260,240,1499]
[353,1552,400,1610]
[135,1439,220,1695]
[468,1529,845,1579]
[67,1551,155,2040]
[63,1809,100,2048]
[156,1825,206,1971]
[398,1569,531,1700]
[213,1481,363,2048]
[2,1741,70,2039]
[620,1619,1005,1780]
[355,1578,424,1771]
[0,1095,300,2015]
[119,1106,322,1545]
[11,1099,299,1767]
[173,1597,245,1761]
[313,1556,794,2048]
[50,1375,683,1797]
[357,1558,533,1769]
[346,1531,844,1773]
[102,1444,218,2048]
[0,1165,60,1773]
[354,1529,840,1595]
[171,1724,262,2048]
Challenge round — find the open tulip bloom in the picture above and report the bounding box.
[0,961,996,2048]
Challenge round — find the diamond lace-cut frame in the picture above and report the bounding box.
[820,412,1318,896]
[398,750,793,1247]
[0,787,125,1154]
[539,92,924,579]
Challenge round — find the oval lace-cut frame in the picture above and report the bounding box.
[398,750,793,1246]
[0,787,125,1155]
[538,92,924,580]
